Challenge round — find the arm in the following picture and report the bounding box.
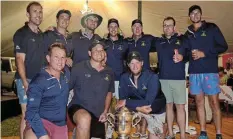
[150,36,158,52]
[126,74,159,111]
[25,77,47,138]
[69,65,77,90]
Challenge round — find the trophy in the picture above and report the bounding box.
[107,107,141,139]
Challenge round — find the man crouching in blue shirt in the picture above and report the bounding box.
[116,51,166,139]
[24,43,70,139]
[68,40,114,139]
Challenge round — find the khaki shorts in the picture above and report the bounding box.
[160,80,186,104]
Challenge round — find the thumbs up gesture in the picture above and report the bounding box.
[173,49,183,63]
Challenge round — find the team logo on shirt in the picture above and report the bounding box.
[142,84,147,90]
[104,74,110,81]
[118,45,123,50]
[201,31,207,37]
[85,73,91,78]
[141,41,146,47]
[16,45,20,50]
[175,40,180,45]
[31,38,35,42]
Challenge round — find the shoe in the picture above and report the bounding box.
[165,135,175,139]
[198,135,209,139]
[216,134,223,139]
[140,133,148,139]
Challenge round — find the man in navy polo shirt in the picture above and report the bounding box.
[103,18,128,99]
[116,51,166,139]
[154,17,187,139]
[185,5,228,139]
[13,2,44,138]
[126,19,156,70]
[44,9,73,67]
[24,43,70,139]
[71,13,103,65]
[68,40,114,139]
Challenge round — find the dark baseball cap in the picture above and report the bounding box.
[89,40,107,51]
[108,18,119,27]
[127,51,143,63]
[131,19,143,26]
[56,9,72,18]
[189,5,202,15]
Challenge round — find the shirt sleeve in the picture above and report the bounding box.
[13,30,26,54]
[119,75,129,100]
[204,25,228,58]
[69,65,77,90]
[108,71,115,93]
[150,36,158,52]
[126,74,160,111]
[25,76,47,138]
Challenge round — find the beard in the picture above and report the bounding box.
[191,17,202,24]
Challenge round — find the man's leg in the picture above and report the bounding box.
[20,104,27,139]
[166,103,174,137]
[175,104,186,139]
[208,94,222,134]
[73,109,91,139]
[24,128,37,139]
[195,93,206,131]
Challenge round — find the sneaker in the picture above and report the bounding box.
[216,135,223,139]
[198,135,209,139]
[165,135,175,139]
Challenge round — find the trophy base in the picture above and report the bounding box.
[117,135,130,139]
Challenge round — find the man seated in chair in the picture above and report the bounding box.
[116,51,166,139]
[68,40,114,139]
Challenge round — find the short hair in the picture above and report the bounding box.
[48,43,67,56]
[26,1,42,13]
[56,9,72,19]
[163,16,176,26]
[218,67,225,72]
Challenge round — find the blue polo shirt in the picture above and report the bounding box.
[103,35,128,81]
[155,34,187,80]
[71,30,101,65]
[69,61,115,118]
[119,70,166,114]
[25,68,70,138]
[13,22,45,79]
[185,21,228,74]
[126,34,156,70]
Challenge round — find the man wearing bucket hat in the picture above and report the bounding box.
[116,51,166,139]
[126,19,157,71]
[185,5,228,139]
[68,40,114,139]
[103,18,128,99]
[70,13,103,66]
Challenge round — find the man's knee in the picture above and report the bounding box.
[24,129,37,139]
[73,109,91,128]
[175,104,185,111]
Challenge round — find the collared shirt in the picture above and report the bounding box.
[104,35,128,81]
[13,22,45,79]
[119,70,166,114]
[126,34,156,70]
[69,60,115,118]
[43,28,72,56]
[71,30,101,65]
[185,21,228,74]
[154,34,187,80]
[25,68,70,138]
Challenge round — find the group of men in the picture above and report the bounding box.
[13,1,228,139]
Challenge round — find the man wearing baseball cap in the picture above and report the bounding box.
[70,13,103,66]
[116,51,166,139]
[103,18,128,99]
[68,40,114,139]
[44,9,73,67]
[185,5,228,139]
[126,19,157,70]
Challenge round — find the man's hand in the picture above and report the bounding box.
[66,57,73,67]
[192,50,205,60]
[39,135,50,139]
[115,99,126,110]
[99,112,107,123]
[23,80,29,93]
[173,49,183,63]
[136,105,152,114]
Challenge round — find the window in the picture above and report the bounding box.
[1,59,11,72]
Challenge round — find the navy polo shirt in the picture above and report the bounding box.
[71,30,101,65]
[127,34,156,70]
[43,28,73,56]
[25,68,70,138]
[13,23,45,79]
[69,61,115,118]
[104,35,128,81]
[185,21,228,74]
[119,70,166,114]
[155,34,187,80]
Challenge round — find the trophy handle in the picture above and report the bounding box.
[107,113,115,127]
[132,113,141,127]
